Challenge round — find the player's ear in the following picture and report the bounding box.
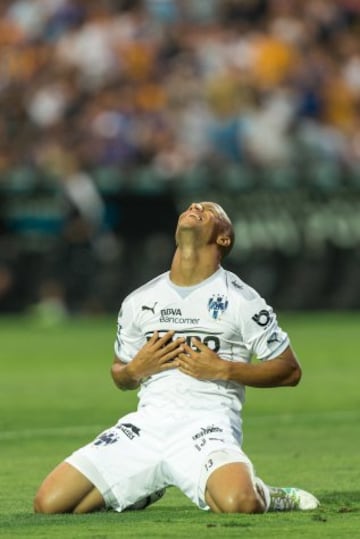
[216,235,231,249]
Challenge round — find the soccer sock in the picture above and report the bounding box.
[254,477,271,512]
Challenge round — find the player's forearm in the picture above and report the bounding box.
[111,360,141,390]
[222,356,301,388]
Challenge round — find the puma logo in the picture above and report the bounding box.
[141,302,158,314]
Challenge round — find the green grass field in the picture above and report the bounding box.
[0,312,359,538]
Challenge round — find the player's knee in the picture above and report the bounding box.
[216,490,263,514]
[34,491,52,514]
[33,489,61,514]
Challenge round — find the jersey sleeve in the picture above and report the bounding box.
[114,296,145,364]
[240,294,289,361]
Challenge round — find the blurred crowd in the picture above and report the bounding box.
[0,0,360,316]
[1,0,359,173]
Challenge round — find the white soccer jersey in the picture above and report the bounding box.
[114,267,289,418]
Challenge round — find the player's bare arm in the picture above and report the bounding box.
[177,339,301,388]
[111,330,184,390]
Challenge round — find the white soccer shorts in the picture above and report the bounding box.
[66,408,254,511]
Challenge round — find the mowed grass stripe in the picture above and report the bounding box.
[1,409,358,440]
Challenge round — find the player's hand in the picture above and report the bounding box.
[128,330,184,381]
[177,338,227,380]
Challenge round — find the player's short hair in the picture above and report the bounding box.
[200,202,235,258]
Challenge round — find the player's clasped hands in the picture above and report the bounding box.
[177,338,225,381]
[130,330,184,379]
[131,332,226,381]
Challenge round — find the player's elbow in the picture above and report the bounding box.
[286,364,302,386]
[278,347,302,387]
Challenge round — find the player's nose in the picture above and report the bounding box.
[189,203,203,212]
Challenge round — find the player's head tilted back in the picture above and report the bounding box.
[175,201,235,259]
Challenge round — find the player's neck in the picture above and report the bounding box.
[169,246,221,286]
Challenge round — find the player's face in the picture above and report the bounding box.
[176,202,233,251]
[178,202,222,227]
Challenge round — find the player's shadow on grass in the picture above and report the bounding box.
[319,491,360,511]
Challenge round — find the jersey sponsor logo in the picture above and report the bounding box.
[159,307,200,324]
[185,335,220,351]
[145,331,221,352]
[208,294,229,320]
[142,302,158,314]
[161,307,182,317]
[252,309,272,327]
[160,316,200,324]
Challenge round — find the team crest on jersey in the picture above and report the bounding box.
[208,294,228,320]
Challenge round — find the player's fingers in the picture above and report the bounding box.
[162,337,185,354]
[159,344,184,363]
[146,331,159,345]
[180,343,198,358]
[160,358,180,370]
[190,337,205,349]
[154,330,175,349]
[177,362,195,377]
[177,355,193,372]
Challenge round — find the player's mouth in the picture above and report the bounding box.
[187,212,202,221]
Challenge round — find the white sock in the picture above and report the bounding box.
[254,477,271,512]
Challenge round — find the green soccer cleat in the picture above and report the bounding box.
[268,487,320,511]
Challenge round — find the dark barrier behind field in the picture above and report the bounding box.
[0,162,359,314]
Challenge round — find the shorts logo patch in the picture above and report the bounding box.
[94,429,120,446]
[117,422,141,440]
[192,425,223,440]
[192,425,224,452]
